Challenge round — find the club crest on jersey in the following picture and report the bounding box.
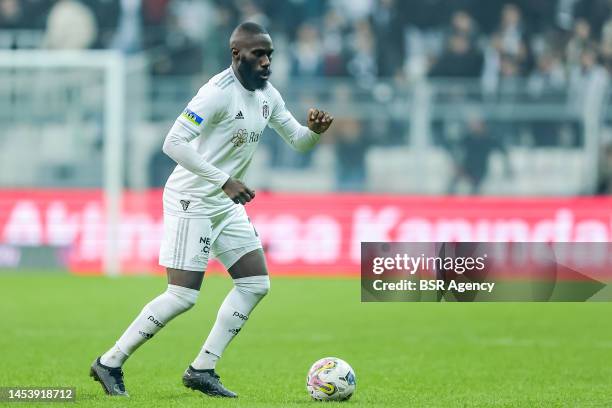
[180,200,190,211]
[181,108,203,127]
[262,101,269,119]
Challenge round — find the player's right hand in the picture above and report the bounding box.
[222,177,256,205]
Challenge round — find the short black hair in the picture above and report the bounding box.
[233,21,268,36]
[230,22,270,49]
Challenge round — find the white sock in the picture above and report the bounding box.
[191,275,269,370]
[100,284,199,368]
[192,350,219,370]
[99,344,128,368]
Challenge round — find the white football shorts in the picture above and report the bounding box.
[159,204,262,272]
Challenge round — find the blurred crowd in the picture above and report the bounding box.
[2,0,612,194]
[3,0,612,80]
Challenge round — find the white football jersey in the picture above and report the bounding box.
[163,66,319,218]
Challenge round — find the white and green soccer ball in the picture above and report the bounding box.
[306,357,356,401]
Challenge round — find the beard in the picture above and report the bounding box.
[251,76,268,90]
[237,57,269,90]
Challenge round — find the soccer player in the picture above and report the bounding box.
[90,22,333,398]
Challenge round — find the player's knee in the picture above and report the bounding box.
[167,284,199,310]
[234,275,270,298]
[254,276,270,297]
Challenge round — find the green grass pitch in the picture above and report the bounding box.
[1,272,612,407]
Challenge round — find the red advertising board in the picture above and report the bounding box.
[0,190,610,275]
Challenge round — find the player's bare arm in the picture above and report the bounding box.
[307,108,334,134]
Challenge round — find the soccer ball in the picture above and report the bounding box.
[306,357,356,401]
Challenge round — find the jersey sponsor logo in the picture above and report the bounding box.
[181,108,203,127]
[235,110,244,119]
[231,129,262,147]
[262,101,269,119]
[231,129,248,147]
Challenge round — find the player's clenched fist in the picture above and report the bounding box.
[307,108,334,134]
[222,177,256,205]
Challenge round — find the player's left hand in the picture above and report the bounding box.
[307,108,334,134]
